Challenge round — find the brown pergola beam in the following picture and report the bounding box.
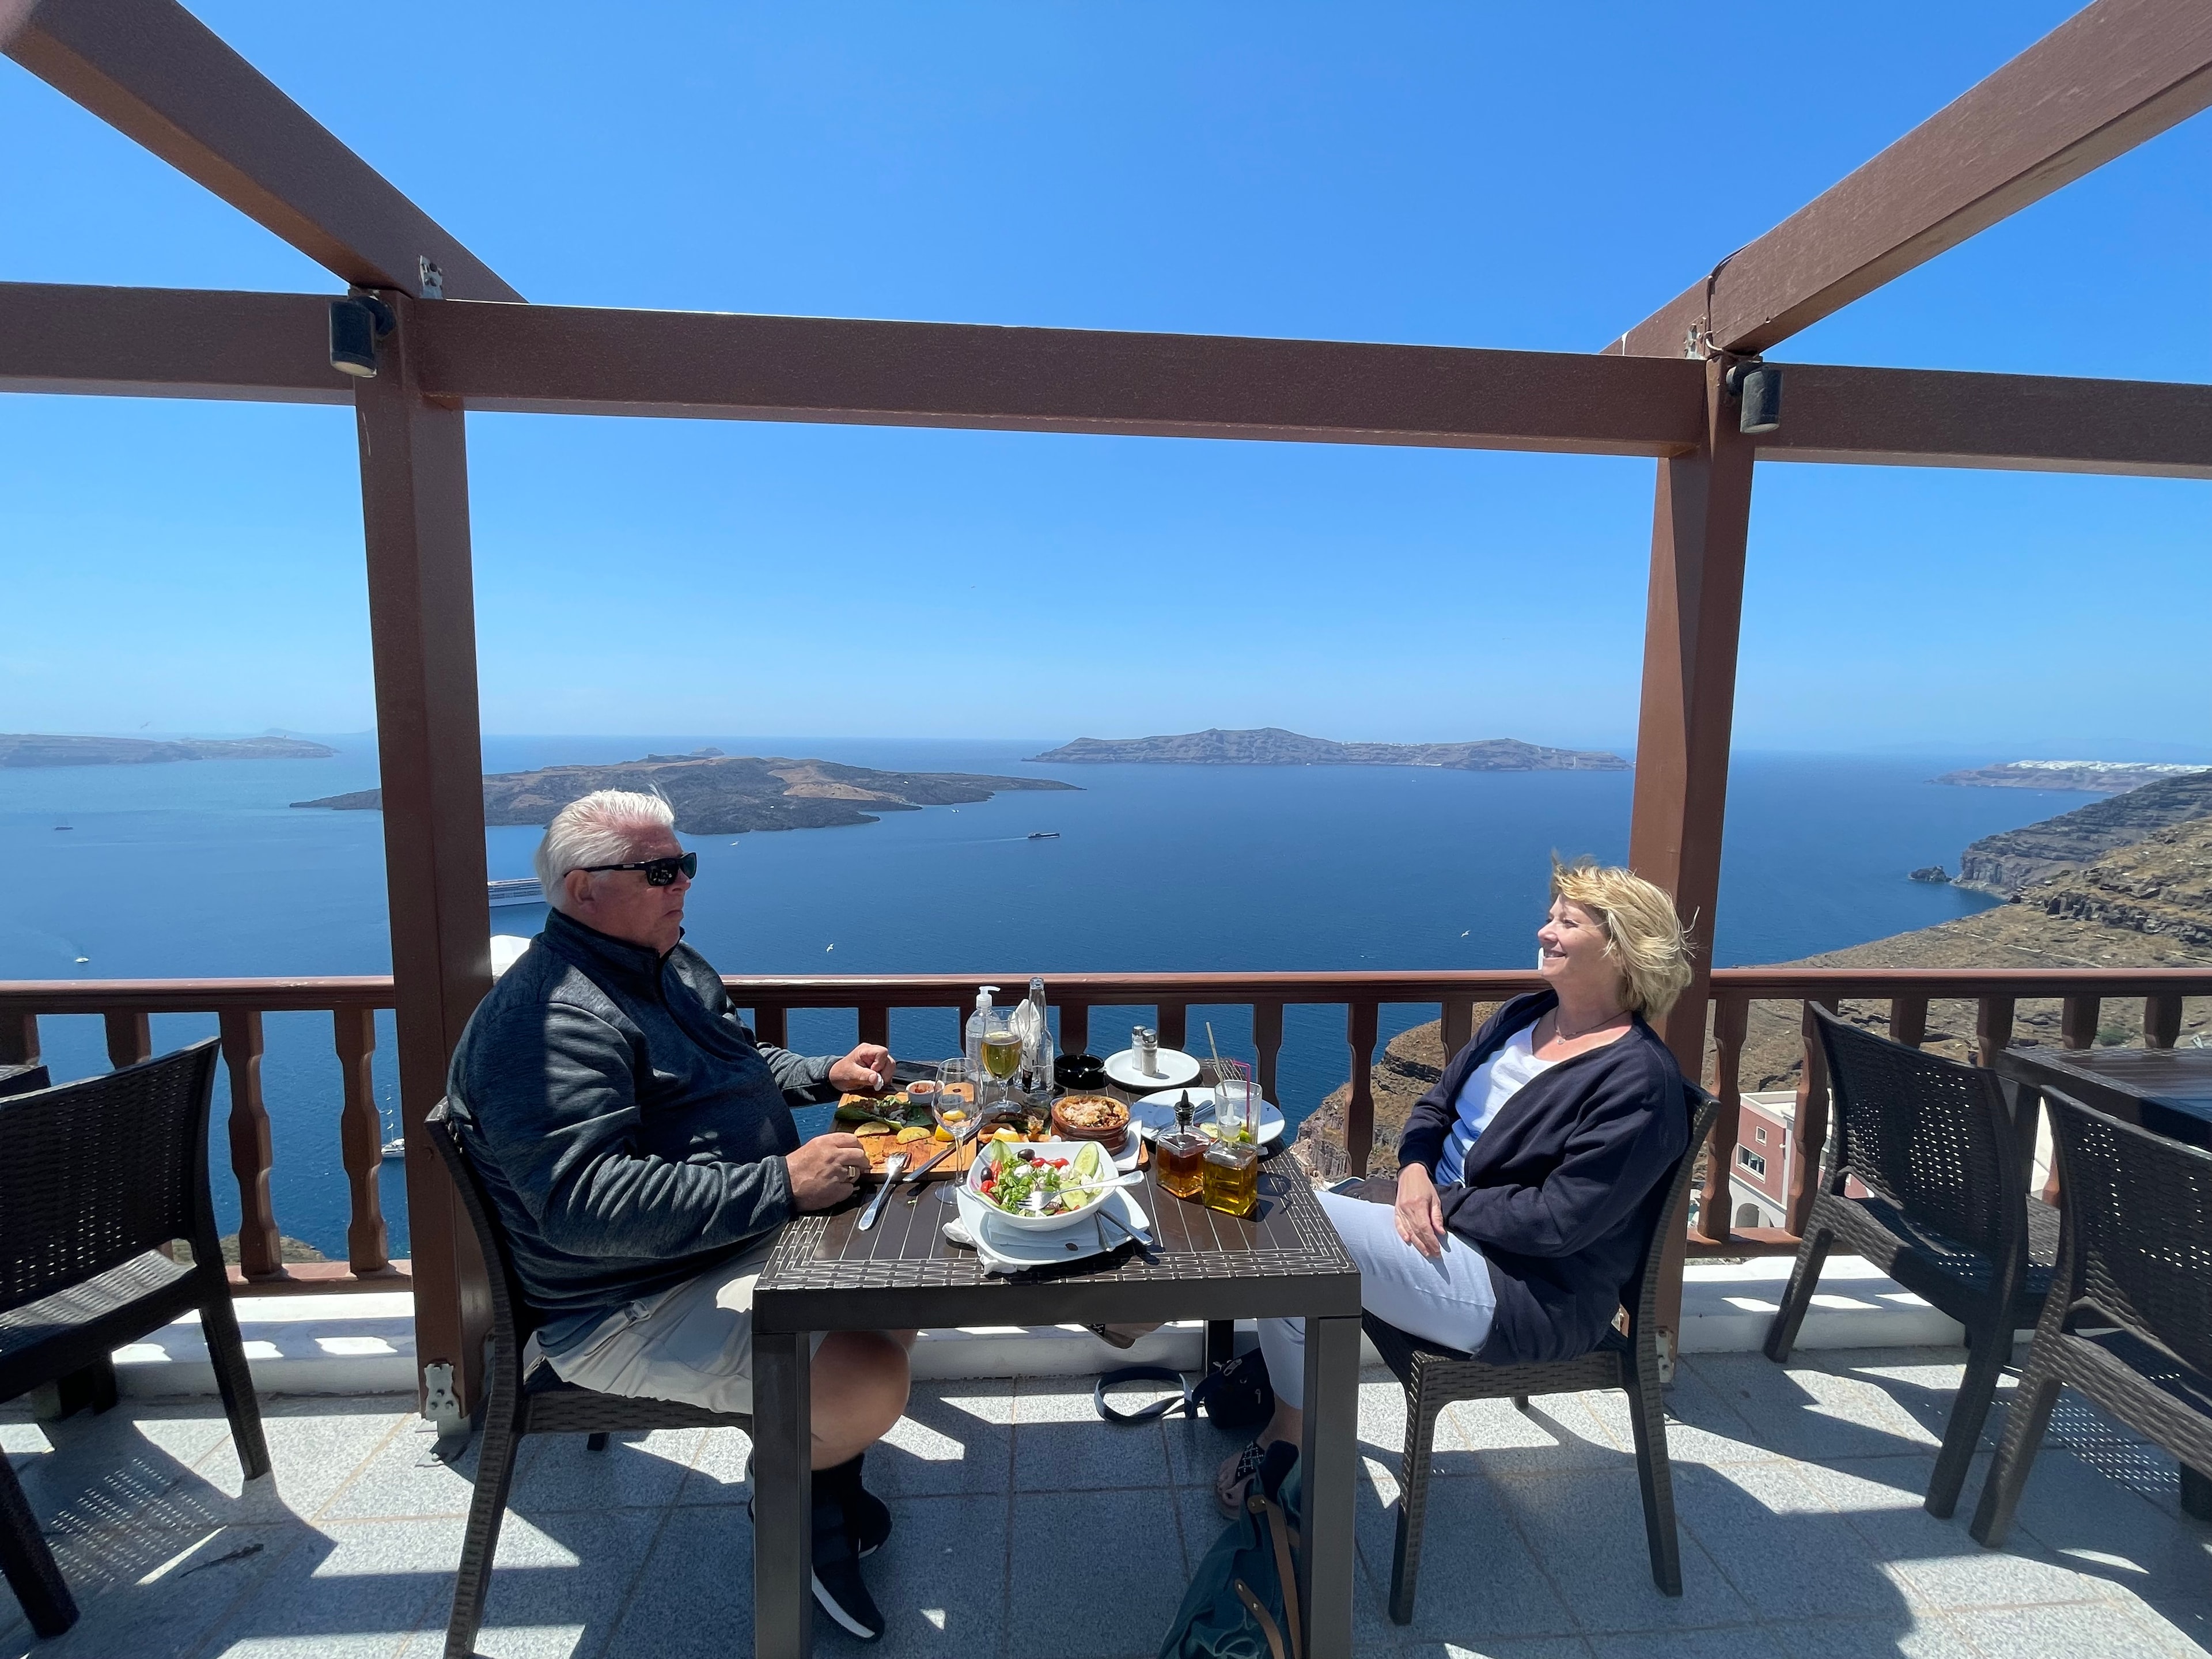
[1767,362,2212,479]
[1609,0,2212,359]
[0,282,349,403]
[2,0,520,303]
[407,301,1707,457]
[7,281,2208,479]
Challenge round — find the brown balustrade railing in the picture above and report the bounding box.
[1,967,2205,1299]
[0,977,401,1294]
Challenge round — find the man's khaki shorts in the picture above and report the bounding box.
[528,1233,823,1416]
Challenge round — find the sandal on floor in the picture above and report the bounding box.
[1215,1439,1269,1518]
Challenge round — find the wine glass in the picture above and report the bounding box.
[935,1059,974,1206]
[981,1020,1022,1109]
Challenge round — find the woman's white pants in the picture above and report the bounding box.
[1257,1187,1497,1410]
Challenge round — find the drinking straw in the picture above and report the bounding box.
[1205,1021,1225,1089]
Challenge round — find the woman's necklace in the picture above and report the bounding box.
[1547,1007,1628,1044]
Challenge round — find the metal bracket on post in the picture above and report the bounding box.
[422,1361,464,1434]
[416,256,445,299]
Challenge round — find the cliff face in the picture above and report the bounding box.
[1955,770,2212,896]
[1029,728,1627,771]
[295,752,1075,835]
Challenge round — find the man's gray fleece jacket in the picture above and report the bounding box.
[445,908,840,1335]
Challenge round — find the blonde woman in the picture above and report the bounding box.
[1222,859,1695,1513]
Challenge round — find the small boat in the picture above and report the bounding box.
[1027,831,1060,840]
[487,877,545,907]
[53,824,71,831]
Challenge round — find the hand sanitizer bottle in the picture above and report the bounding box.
[964,985,999,1082]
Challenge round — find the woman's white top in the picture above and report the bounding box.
[1434,1025,1557,1185]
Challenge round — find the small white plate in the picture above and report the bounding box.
[1102,1047,1202,1091]
[1131,1086,1285,1146]
[955,1185,1152,1273]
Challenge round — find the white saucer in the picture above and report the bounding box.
[1131,1086,1285,1146]
[1102,1047,1202,1092]
[953,1185,1152,1274]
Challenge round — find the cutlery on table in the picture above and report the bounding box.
[857,1153,907,1232]
[902,1118,988,1202]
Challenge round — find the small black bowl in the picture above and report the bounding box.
[1055,1052,1107,1090]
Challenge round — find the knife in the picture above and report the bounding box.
[899,1116,992,1198]
[856,1153,907,1232]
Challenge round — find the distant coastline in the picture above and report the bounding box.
[1934,760,2207,793]
[294,748,1075,835]
[0,732,337,768]
[1028,726,1627,771]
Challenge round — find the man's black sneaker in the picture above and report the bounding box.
[811,1497,885,1641]
[846,1486,892,1559]
[749,1452,892,1558]
[824,1452,892,1558]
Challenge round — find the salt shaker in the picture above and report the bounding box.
[1133,1025,1160,1077]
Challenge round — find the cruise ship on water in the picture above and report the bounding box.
[487,877,544,907]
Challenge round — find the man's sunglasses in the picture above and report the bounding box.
[574,852,698,887]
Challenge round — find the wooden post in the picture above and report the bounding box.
[1344,1001,1380,1177]
[335,1006,391,1275]
[1251,1001,1284,1107]
[218,1008,281,1279]
[0,1012,37,1067]
[1626,355,1756,1364]
[104,1009,153,1069]
[353,291,495,1417]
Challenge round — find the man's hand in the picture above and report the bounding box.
[1393,1162,1449,1259]
[828,1043,896,1093]
[787,1133,872,1211]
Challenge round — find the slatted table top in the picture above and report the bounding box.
[753,1147,1361,1334]
[1995,1046,2212,1148]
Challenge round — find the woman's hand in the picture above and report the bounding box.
[829,1044,896,1092]
[1393,1162,1448,1259]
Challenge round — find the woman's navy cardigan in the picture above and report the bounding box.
[1396,989,1689,1365]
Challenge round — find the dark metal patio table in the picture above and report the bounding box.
[1990,1045,2212,1151]
[749,1146,1363,1658]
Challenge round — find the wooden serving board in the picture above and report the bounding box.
[844,1124,1147,1180]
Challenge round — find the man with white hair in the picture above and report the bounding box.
[446,788,910,1639]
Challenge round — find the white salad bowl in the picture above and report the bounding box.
[961,1139,1119,1233]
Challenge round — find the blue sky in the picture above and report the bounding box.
[3,2,2206,757]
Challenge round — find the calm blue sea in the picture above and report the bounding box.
[0,737,2077,1258]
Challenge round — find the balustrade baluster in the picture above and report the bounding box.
[104,1009,151,1069]
[1889,994,1929,1049]
[2061,994,2099,1051]
[1156,1002,1188,1053]
[1699,993,1748,1245]
[1345,1001,1380,1179]
[1974,996,2017,1067]
[858,1003,890,1050]
[1059,1001,1090,1058]
[752,1003,789,1049]
[1784,999,1836,1239]
[2146,993,2183,1049]
[335,1007,390,1275]
[1252,1001,1283,1106]
[218,1009,281,1280]
[0,1011,36,1067]
[1440,998,1474,1062]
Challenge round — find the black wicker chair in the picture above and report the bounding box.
[1971,1088,2212,1547]
[1364,1086,1719,1620]
[1763,1007,2056,1518]
[0,1040,269,1639]
[425,1101,753,1659]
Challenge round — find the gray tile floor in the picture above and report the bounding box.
[5,1349,2209,1659]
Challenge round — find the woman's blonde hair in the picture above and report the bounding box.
[1549,857,1694,1020]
